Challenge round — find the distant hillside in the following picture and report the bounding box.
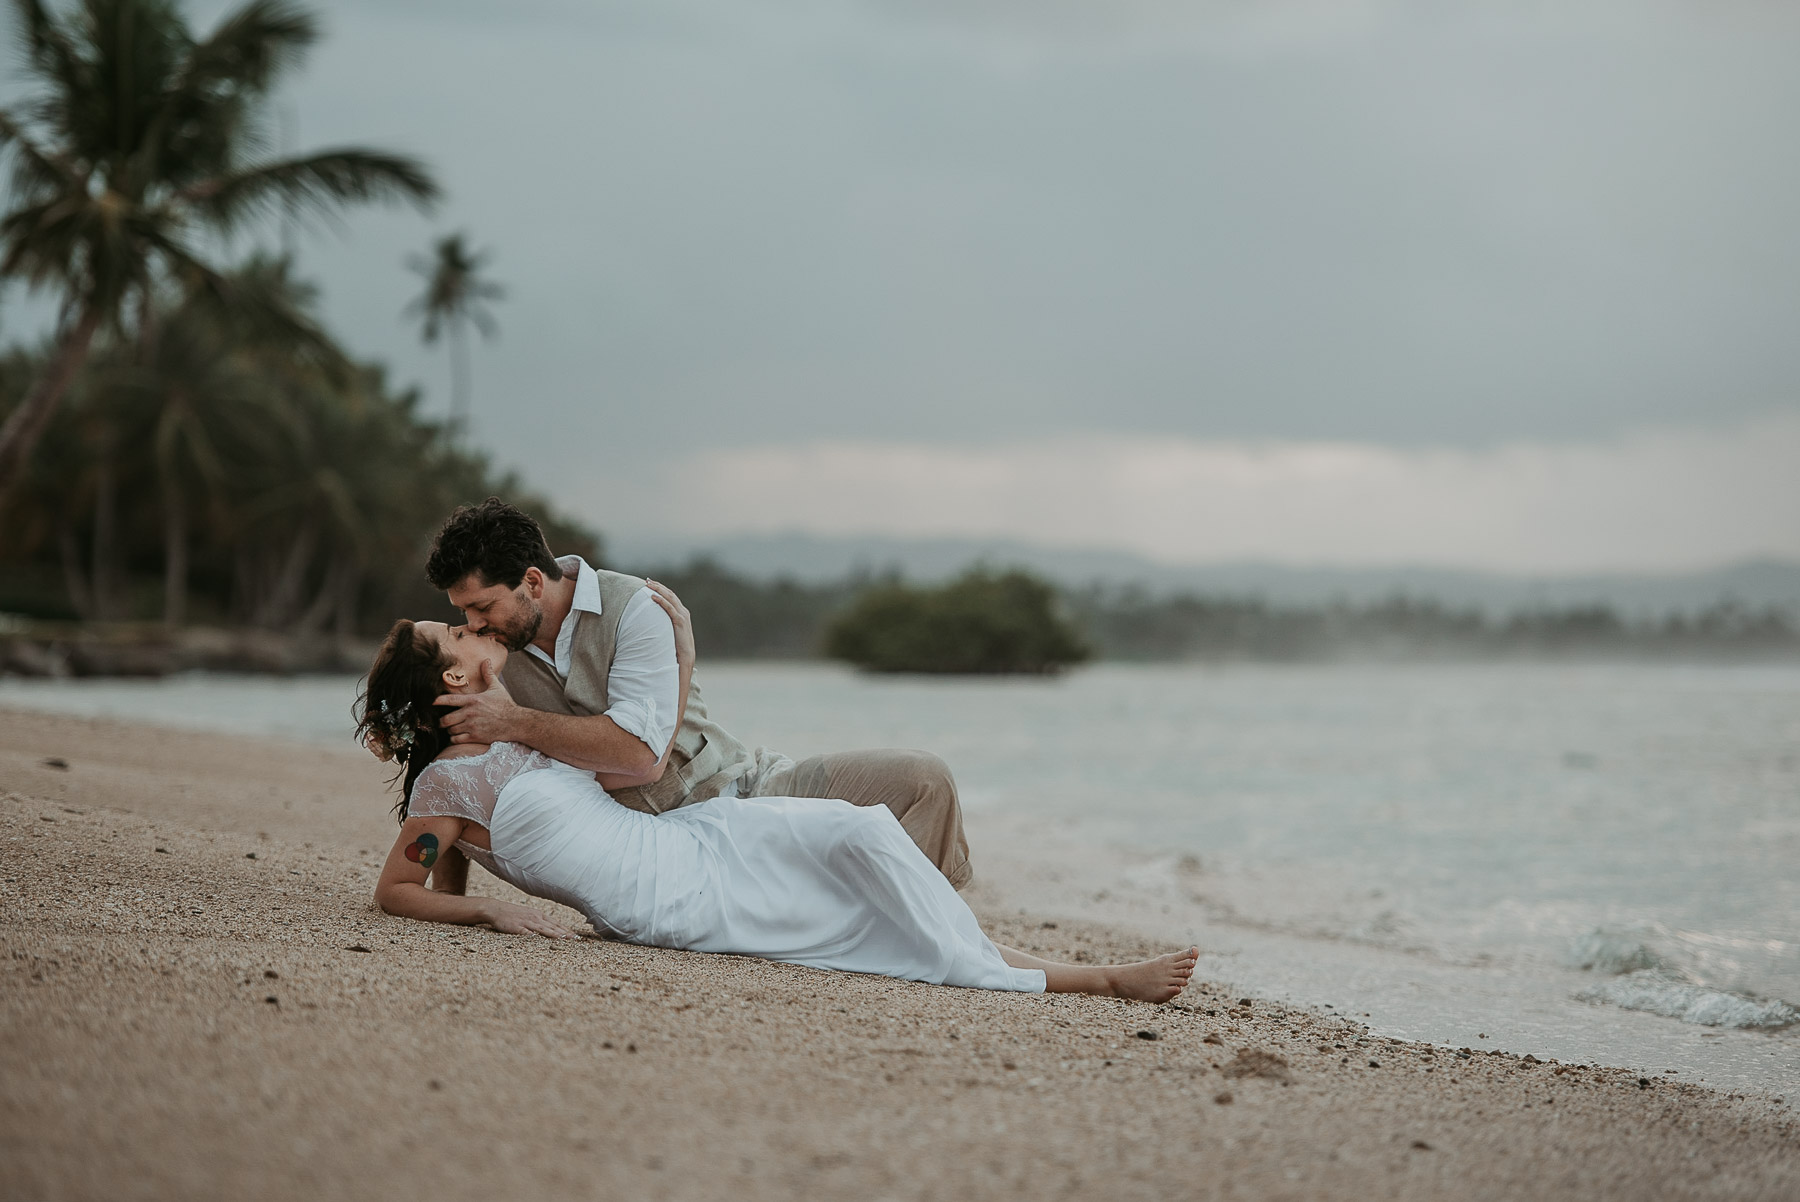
[607,532,1800,617]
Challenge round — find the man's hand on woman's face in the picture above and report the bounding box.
[435,658,524,745]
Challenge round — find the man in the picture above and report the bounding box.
[423,497,973,896]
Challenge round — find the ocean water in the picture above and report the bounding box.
[5,661,1796,1094]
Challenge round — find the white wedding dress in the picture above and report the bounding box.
[406,742,1045,993]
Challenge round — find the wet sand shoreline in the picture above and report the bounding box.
[2,706,1795,1200]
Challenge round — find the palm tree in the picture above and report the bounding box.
[100,254,340,624]
[0,0,440,498]
[405,232,502,436]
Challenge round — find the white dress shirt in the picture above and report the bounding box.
[523,556,678,759]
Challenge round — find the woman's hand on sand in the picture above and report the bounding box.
[483,901,579,939]
[645,579,695,672]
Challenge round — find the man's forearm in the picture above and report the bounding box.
[509,708,659,775]
[594,652,696,792]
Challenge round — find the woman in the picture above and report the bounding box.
[357,600,1198,1001]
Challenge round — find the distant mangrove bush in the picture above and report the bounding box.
[616,559,1800,665]
[823,569,1091,675]
[1065,587,1800,662]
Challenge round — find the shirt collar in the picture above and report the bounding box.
[558,554,604,617]
[530,554,604,679]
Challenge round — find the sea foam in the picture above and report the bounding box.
[1567,929,1798,1029]
[1575,970,1797,1029]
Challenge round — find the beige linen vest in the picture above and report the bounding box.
[502,568,753,815]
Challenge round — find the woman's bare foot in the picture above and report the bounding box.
[991,940,1201,1001]
[1103,947,1200,1003]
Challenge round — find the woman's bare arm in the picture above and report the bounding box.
[374,814,575,938]
[429,844,470,896]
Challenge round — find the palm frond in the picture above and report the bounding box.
[0,107,82,204]
[183,147,439,229]
[181,0,318,95]
[0,194,88,286]
[177,260,355,385]
[134,222,227,303]
[404,230,504,338]
[8,0,85,102]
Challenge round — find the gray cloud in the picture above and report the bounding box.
[8,1,1799,548]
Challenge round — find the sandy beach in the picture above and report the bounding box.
[2,705,1795,1201]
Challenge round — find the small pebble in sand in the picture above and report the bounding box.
[1136,1029,1159,1041]
[42,758,68,770]
[1213,1092,1234,1105]
[1412,1141,1432,1151]
[245,853,257,860]
[264,970,279,980]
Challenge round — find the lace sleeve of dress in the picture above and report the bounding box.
[406,743,552,828]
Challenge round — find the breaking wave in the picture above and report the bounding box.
[1568,929,1798,1030]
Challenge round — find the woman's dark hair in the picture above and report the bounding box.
[425,497,564,591]
[355,620,456,822]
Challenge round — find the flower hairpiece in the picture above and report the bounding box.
[364,698,418,762]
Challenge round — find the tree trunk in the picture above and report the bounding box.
[295,554,344,635]
[58,522,95,621]
[254,517,318,627]
[231,546,255,625]
[0,307,103,505]
[449,315,470,437]
[333,562,360,638]
[90,443,118,622]
[162,472,187,628]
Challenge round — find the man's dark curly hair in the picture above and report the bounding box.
[425,497,566,591]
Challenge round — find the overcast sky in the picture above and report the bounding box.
[7,0,1800,571]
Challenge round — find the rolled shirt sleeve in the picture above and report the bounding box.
[603,586,680,758]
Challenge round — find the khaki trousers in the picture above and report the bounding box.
[741,748,974,891]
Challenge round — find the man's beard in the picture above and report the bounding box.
[495,602,543,652]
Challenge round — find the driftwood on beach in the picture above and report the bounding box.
[0,621,376,678]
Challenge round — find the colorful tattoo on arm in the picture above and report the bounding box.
[404,832,440,870]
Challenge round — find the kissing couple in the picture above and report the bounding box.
[357,497,1197,1001]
